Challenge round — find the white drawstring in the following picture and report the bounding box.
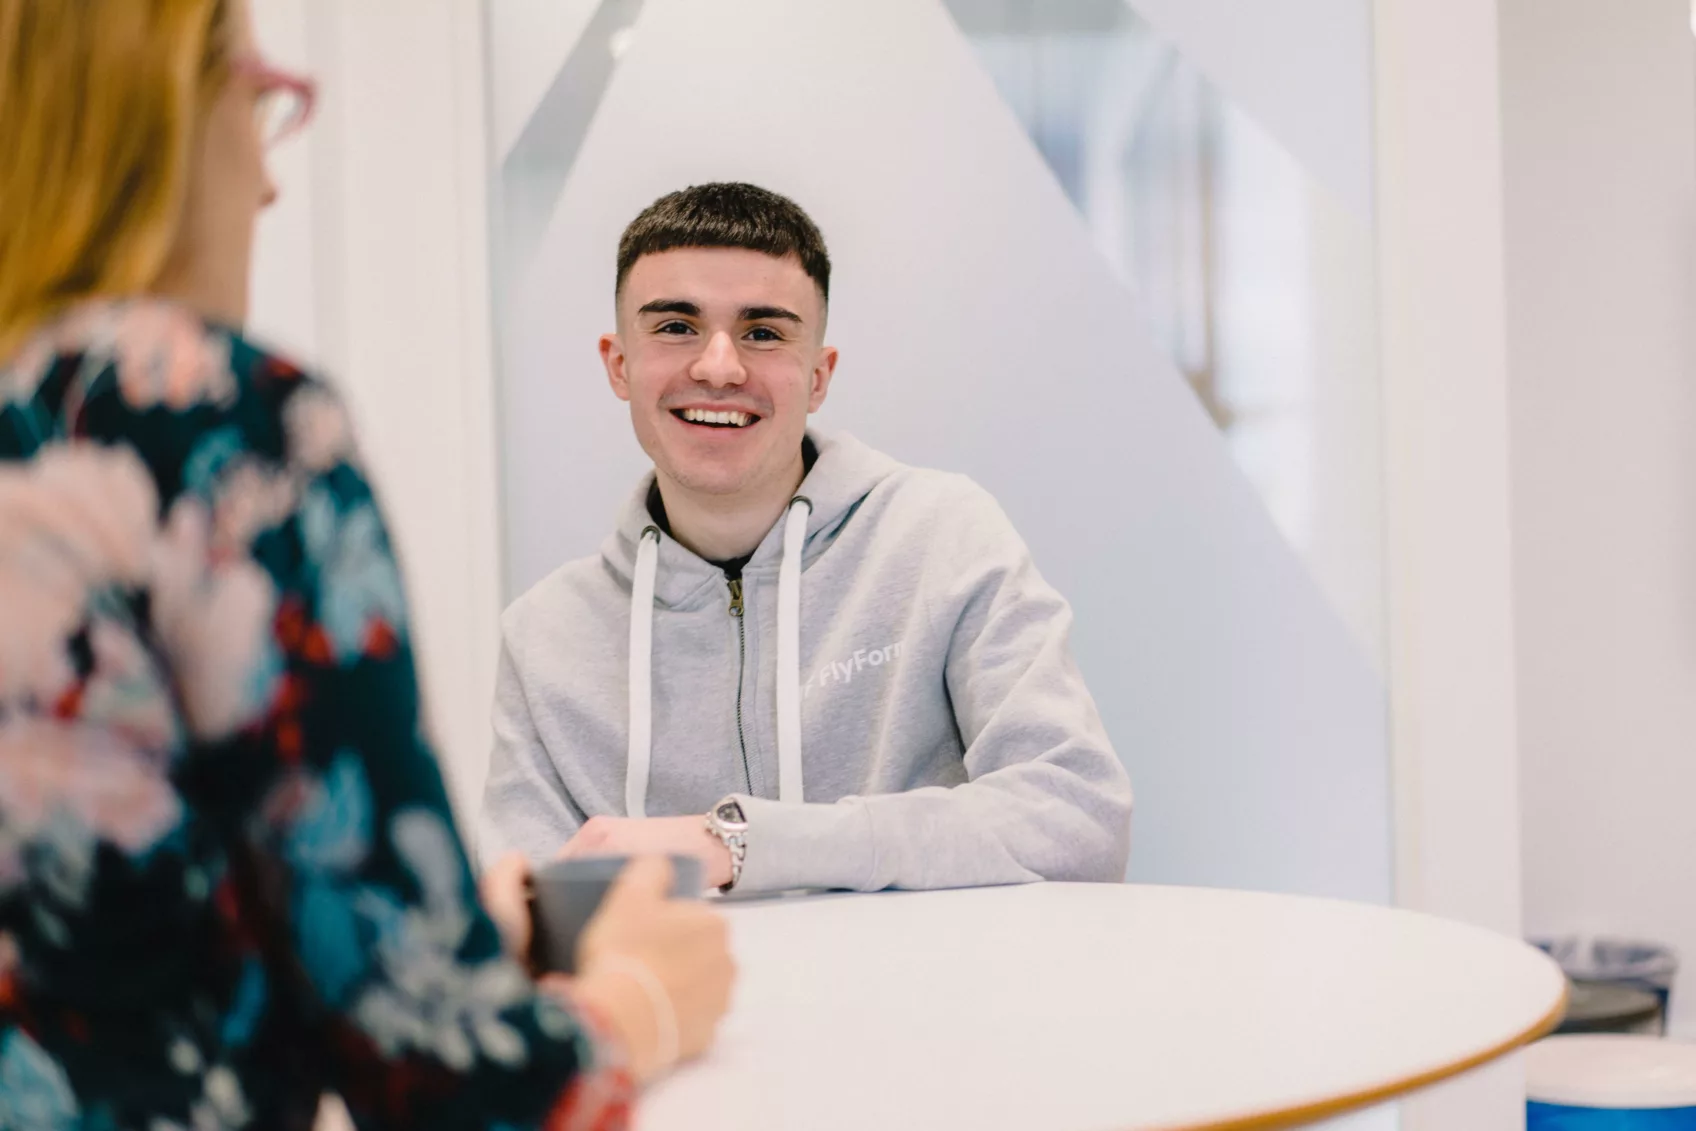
[626,526,660,818]
[625,500,811,814]
[776,497,812,804]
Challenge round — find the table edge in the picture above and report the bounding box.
[1148,981,1570,1131]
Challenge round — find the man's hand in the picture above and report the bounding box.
[560,815,732,891]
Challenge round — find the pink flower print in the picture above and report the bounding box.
[150,499,282,740]
[0,566,77,707]
[78,619,181,755]
[121,304,235,411]
[0,301,110,406]
[212,461,299,555]
[0,442,156,581]
[0,444,158,704]
[284,386,355,474]
[0,717,183,856]
[0,300,233,416]
[94,302,236,412]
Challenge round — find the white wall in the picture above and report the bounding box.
[495,0,1395,904]
[1122,0,1375,217]
[246,0,318,360]
[1502,0,1696,1032]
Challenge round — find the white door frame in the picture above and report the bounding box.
[250,0,506,837]
[1375,0,1526,1123]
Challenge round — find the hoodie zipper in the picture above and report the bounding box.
[727,574,754,795]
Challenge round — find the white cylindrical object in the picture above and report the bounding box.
[1527,1036,1696,1110]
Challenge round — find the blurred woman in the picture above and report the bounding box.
[0,2,733,1127]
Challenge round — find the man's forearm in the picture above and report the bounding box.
[732,760,1131,894]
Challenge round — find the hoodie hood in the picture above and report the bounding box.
[599,430,902,609]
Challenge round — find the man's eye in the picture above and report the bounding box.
[657,321,693,335]
[746,326,782,343]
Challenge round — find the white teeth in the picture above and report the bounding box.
[680,408,752,427]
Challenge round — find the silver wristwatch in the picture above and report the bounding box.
[704,796,748,893]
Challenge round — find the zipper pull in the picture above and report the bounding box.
[727,577,744,618]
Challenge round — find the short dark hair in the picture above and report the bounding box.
[615,182,831,302]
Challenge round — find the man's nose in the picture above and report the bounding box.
[691,330,747,388]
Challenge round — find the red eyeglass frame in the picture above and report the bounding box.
[231,55,317,147]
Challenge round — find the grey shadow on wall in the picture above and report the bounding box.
[493,0,649,310]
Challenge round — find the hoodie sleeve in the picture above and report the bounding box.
[478,631,588,866]
[734,481,1133,892]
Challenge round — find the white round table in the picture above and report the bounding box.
[639,884,1565,1131]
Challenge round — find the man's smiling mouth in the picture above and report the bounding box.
[674,408,759,428]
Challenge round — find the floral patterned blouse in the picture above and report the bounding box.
[0,301,632,1131]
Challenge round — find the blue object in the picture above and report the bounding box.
[1529,1103,1696,1129]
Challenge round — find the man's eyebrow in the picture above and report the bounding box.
[740,305,804,324]
[637,299,700,317]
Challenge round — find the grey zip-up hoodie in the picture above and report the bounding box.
[479,432,1132,893]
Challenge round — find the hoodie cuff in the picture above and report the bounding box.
[732,795,878,894]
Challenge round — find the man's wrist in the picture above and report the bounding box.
[703,796,748,892]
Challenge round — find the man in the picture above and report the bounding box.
[480,182,1131,893]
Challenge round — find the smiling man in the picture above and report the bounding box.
[479,183,1132,894]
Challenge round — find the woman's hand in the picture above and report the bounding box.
[479,852,534,964]
[565,857,735,1083]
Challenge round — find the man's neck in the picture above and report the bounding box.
[657,453,807,563]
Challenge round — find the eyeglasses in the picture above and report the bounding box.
[231,56,317,148]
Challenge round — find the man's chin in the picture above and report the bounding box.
[653,431,804,499]
[662,458,758,497]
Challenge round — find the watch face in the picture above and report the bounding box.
[715,799,745,825]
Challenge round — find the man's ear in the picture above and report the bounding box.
[808,345,839,413]
[601,333,631,402]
